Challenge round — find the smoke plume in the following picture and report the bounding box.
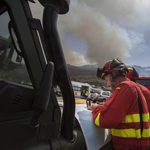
[30,0,150,67]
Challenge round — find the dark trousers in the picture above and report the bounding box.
[147,145,150,150]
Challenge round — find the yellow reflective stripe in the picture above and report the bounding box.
[101,59,113,78]
[128,67,133,70]
[143,96,146,103]
[122,113,149,123]
[101,73,105,78]
[111,128,150,138]
[143,128,150,138]
[105,59,113,64]
[95,113,100,126]
[116,87,121,90]
[143,113,150,122]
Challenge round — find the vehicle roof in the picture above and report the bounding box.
[71,81,92,88]
[93,88,110,92]
[93,88,101,91]
[138,76,150,79]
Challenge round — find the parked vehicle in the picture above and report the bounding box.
[71,81,92,98]
[90,89,112,103]
[54,85,62,96]
[136,76,150,91]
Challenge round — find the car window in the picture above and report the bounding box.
[102,91,109,96]
[0,11,31,86]
[109,92,112,96]
[73,86,81,91]
[93,90,101,94]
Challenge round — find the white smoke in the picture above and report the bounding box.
[58,0,149,66]
[30,0,150,67]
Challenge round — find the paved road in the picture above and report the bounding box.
[56,95,98,107]
[56,96,83,102]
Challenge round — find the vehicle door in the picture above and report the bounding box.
[0,2,60,149]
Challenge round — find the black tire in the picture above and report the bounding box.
[103,99,106,102]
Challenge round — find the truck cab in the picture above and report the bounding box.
[0,0,113,149]
[136,76,150,91]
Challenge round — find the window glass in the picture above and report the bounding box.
[109,92,112,96]
[93,89,101,94]
[73,86,81,91]
[102,92,109,96]
[136,79,150,86]
[0,11,31,85]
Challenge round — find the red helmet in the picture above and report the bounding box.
[126,66,139,80]
[97,58,128,80]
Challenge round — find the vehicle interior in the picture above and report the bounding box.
[0,0,114,150]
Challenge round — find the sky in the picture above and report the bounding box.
[30,0,150,67]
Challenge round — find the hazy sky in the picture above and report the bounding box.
[30,0,150,67]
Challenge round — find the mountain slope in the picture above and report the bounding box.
[67,64,150,86]
[133,65,150,76]
[67,64,106,86]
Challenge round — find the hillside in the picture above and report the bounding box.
[2,61,149,87]
[67,64,150,87]
[133,65,150,76]
[67,64,107,86]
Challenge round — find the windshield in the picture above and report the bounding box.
[0,11,31,85]
[102,91,110,96]
[93,89,101,94]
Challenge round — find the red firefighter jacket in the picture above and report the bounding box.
[92,79,150,150]
[138,83,150,120]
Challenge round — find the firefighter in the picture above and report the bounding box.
[126,66,150,121]
[84,89,88,99]
[88,58,150,150]
[82,88,85,97]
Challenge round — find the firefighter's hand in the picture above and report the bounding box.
[98,102,104,107]
[87,104,98,110]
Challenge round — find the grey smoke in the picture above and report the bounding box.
[30,0,150,67]
[58,0,149,67]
